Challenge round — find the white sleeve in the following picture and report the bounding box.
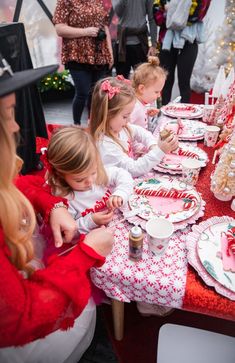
[99,138,165,178]
[130,124,158,148]
[106,166,134,205]
[68,204,98,234]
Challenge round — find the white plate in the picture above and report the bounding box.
[161,119,206,140]
[197,220,235,293]
[157,145,208,172]
[128,177,201,223]
[161,104,203,119]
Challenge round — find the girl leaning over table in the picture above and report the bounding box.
[37,125,133,263]
[89,76,178,178]
[89,75,177,315]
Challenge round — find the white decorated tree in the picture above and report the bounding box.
[213,0,235,74]
[191,19,217,93]
[192,0,235,93]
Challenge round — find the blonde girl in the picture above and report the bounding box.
[45,126,133,236]
[130,56,167,129]
[90,77,178,177]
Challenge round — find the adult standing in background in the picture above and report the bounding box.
[112,0,158,79]
[153,0,211,105]
[53,0,114,125]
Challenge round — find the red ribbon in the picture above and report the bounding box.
[101,80,120,100]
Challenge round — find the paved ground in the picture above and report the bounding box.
[43,98,88,126]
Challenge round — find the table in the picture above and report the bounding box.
[91,118,235,341]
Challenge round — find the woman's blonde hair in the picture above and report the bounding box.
[47,126,108,196]
[132,56,168,89]
[90,77,136,152]
[0,110,35,274]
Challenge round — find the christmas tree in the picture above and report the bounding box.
[192,0,235,92]
[212,0,235,75]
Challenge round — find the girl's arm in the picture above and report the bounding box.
[67,204,98,234]
[106,166,134,205]
[99,138,165,178]
[0,231,105,347]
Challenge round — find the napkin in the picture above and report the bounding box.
[212,66,226,98]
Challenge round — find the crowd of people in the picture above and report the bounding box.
[0,0,212,362]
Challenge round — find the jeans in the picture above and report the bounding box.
[69,65,107,124]
[159,41,198,105]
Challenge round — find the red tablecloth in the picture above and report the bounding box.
[182,142,235,320]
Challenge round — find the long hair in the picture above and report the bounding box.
[90,77,136,152]
[46,126,108,196]
[132,56,168,89]
[0,112,35,274]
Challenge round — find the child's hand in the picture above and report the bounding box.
[146,107,159,117]
[92,209,114,226]
[158,133,179,154]
[106,195,123,210]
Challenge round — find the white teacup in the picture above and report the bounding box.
[181,158,202,186]
[204,125,220,147]
[146,217,174,255]
[202,105,214,124]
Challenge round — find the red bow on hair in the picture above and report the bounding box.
[101,80,120,99]
[40,148,53,173]
[116,74,131,85]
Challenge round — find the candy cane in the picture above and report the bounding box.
[134,187,198,210]
[177,148,199,159]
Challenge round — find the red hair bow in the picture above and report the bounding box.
[101,80,120,99]
[116,74,131,85]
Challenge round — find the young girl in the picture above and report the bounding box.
[130,56,166,130]
[90,77,178,177]
[41,126,133,259]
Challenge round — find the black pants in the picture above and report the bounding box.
[115,43,147,79]
[159,41,198,105]
[69,65,107,124]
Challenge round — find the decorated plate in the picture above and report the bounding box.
[128,177,201,223]
[187,216,235,300]
[161,104,203,119]
[156,145,208,173]
[160,119,206,141]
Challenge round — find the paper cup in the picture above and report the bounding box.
[146,217,174,255]
[202,105,214,124]
[204,125,220,147]
[181,158,202,186]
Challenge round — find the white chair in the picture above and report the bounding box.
[157,323,235,363]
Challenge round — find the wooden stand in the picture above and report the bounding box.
[111,299,125,341]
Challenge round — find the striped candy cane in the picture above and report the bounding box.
[134,187,198,210]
